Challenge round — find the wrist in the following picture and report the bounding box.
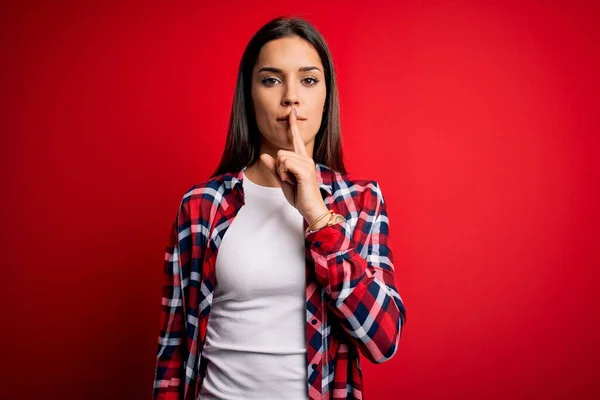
[310,213,331,231]
[304,204,330,228]
[306,211,346,234]
[304,204,347,235]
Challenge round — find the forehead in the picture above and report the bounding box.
[254,36,323,71]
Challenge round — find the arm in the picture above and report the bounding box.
[305,181,407,363]
[153,201,188,400]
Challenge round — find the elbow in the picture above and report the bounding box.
[362,312,406,364]
[362,341,398,364]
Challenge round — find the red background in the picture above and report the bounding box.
[1,1,599,399]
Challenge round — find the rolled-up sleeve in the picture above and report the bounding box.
[305,181,407,363]
[153,200,188,399]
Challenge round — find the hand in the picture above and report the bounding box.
[259,107,329,225]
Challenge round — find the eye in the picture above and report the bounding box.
[261,77,280,87]
[303,77,319,86]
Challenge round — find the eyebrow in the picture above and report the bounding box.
[257,66,322,73]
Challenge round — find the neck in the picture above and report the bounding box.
[245,158,280,188]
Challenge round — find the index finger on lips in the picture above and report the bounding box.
[289,107,308,157]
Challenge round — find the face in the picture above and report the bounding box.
[251,36,327,157]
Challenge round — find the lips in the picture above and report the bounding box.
[276,115,307,121]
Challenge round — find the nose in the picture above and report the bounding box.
[281,84,300,107]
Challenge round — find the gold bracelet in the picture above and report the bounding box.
[305,211,346,234]
[326,212,346,227]
[306,210,333,234]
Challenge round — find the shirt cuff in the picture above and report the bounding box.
[304,220,349,256]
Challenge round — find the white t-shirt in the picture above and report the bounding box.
[198,170,308,400]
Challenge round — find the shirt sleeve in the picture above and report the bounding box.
[305,181,407,364]
[153,199,188,399]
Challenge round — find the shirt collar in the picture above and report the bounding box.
[227,162,334,200]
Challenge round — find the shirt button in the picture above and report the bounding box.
[311,319,317,325]
[311,363,318,369]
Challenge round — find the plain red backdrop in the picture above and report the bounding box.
[1,1,598,399]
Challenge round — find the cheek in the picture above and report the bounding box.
[310,88,326,114]
[252,95,277,136]
[252,102,269,130]
[308,90,327,119]
[252,90,275,120]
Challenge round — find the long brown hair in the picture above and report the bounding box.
[210,16,346,177]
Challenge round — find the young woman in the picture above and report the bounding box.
[153,16,407,400]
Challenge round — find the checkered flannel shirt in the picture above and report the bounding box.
[153,162,407,399]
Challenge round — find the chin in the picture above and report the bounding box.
[262,136,292,150]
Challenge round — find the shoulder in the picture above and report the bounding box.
[332,173,385,207]
[181,174,229,203]
[175,173,232,219]
[318,163,384,204]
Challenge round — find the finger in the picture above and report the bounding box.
[277,157,305,185]
[276,151,312,181]
[276,150,311,163]
[264,153,296,185]
[276,156,297,185]
[289,107,308,157]
[260,153,286,185]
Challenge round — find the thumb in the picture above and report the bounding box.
[259,153,284,185]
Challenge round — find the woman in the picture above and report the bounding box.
[153,16,407,400]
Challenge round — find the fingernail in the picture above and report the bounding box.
[292,107,297,116]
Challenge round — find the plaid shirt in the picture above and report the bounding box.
[153,162,407,400]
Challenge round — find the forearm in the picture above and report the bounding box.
[305,222,406,363]
[154,218,186,398]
